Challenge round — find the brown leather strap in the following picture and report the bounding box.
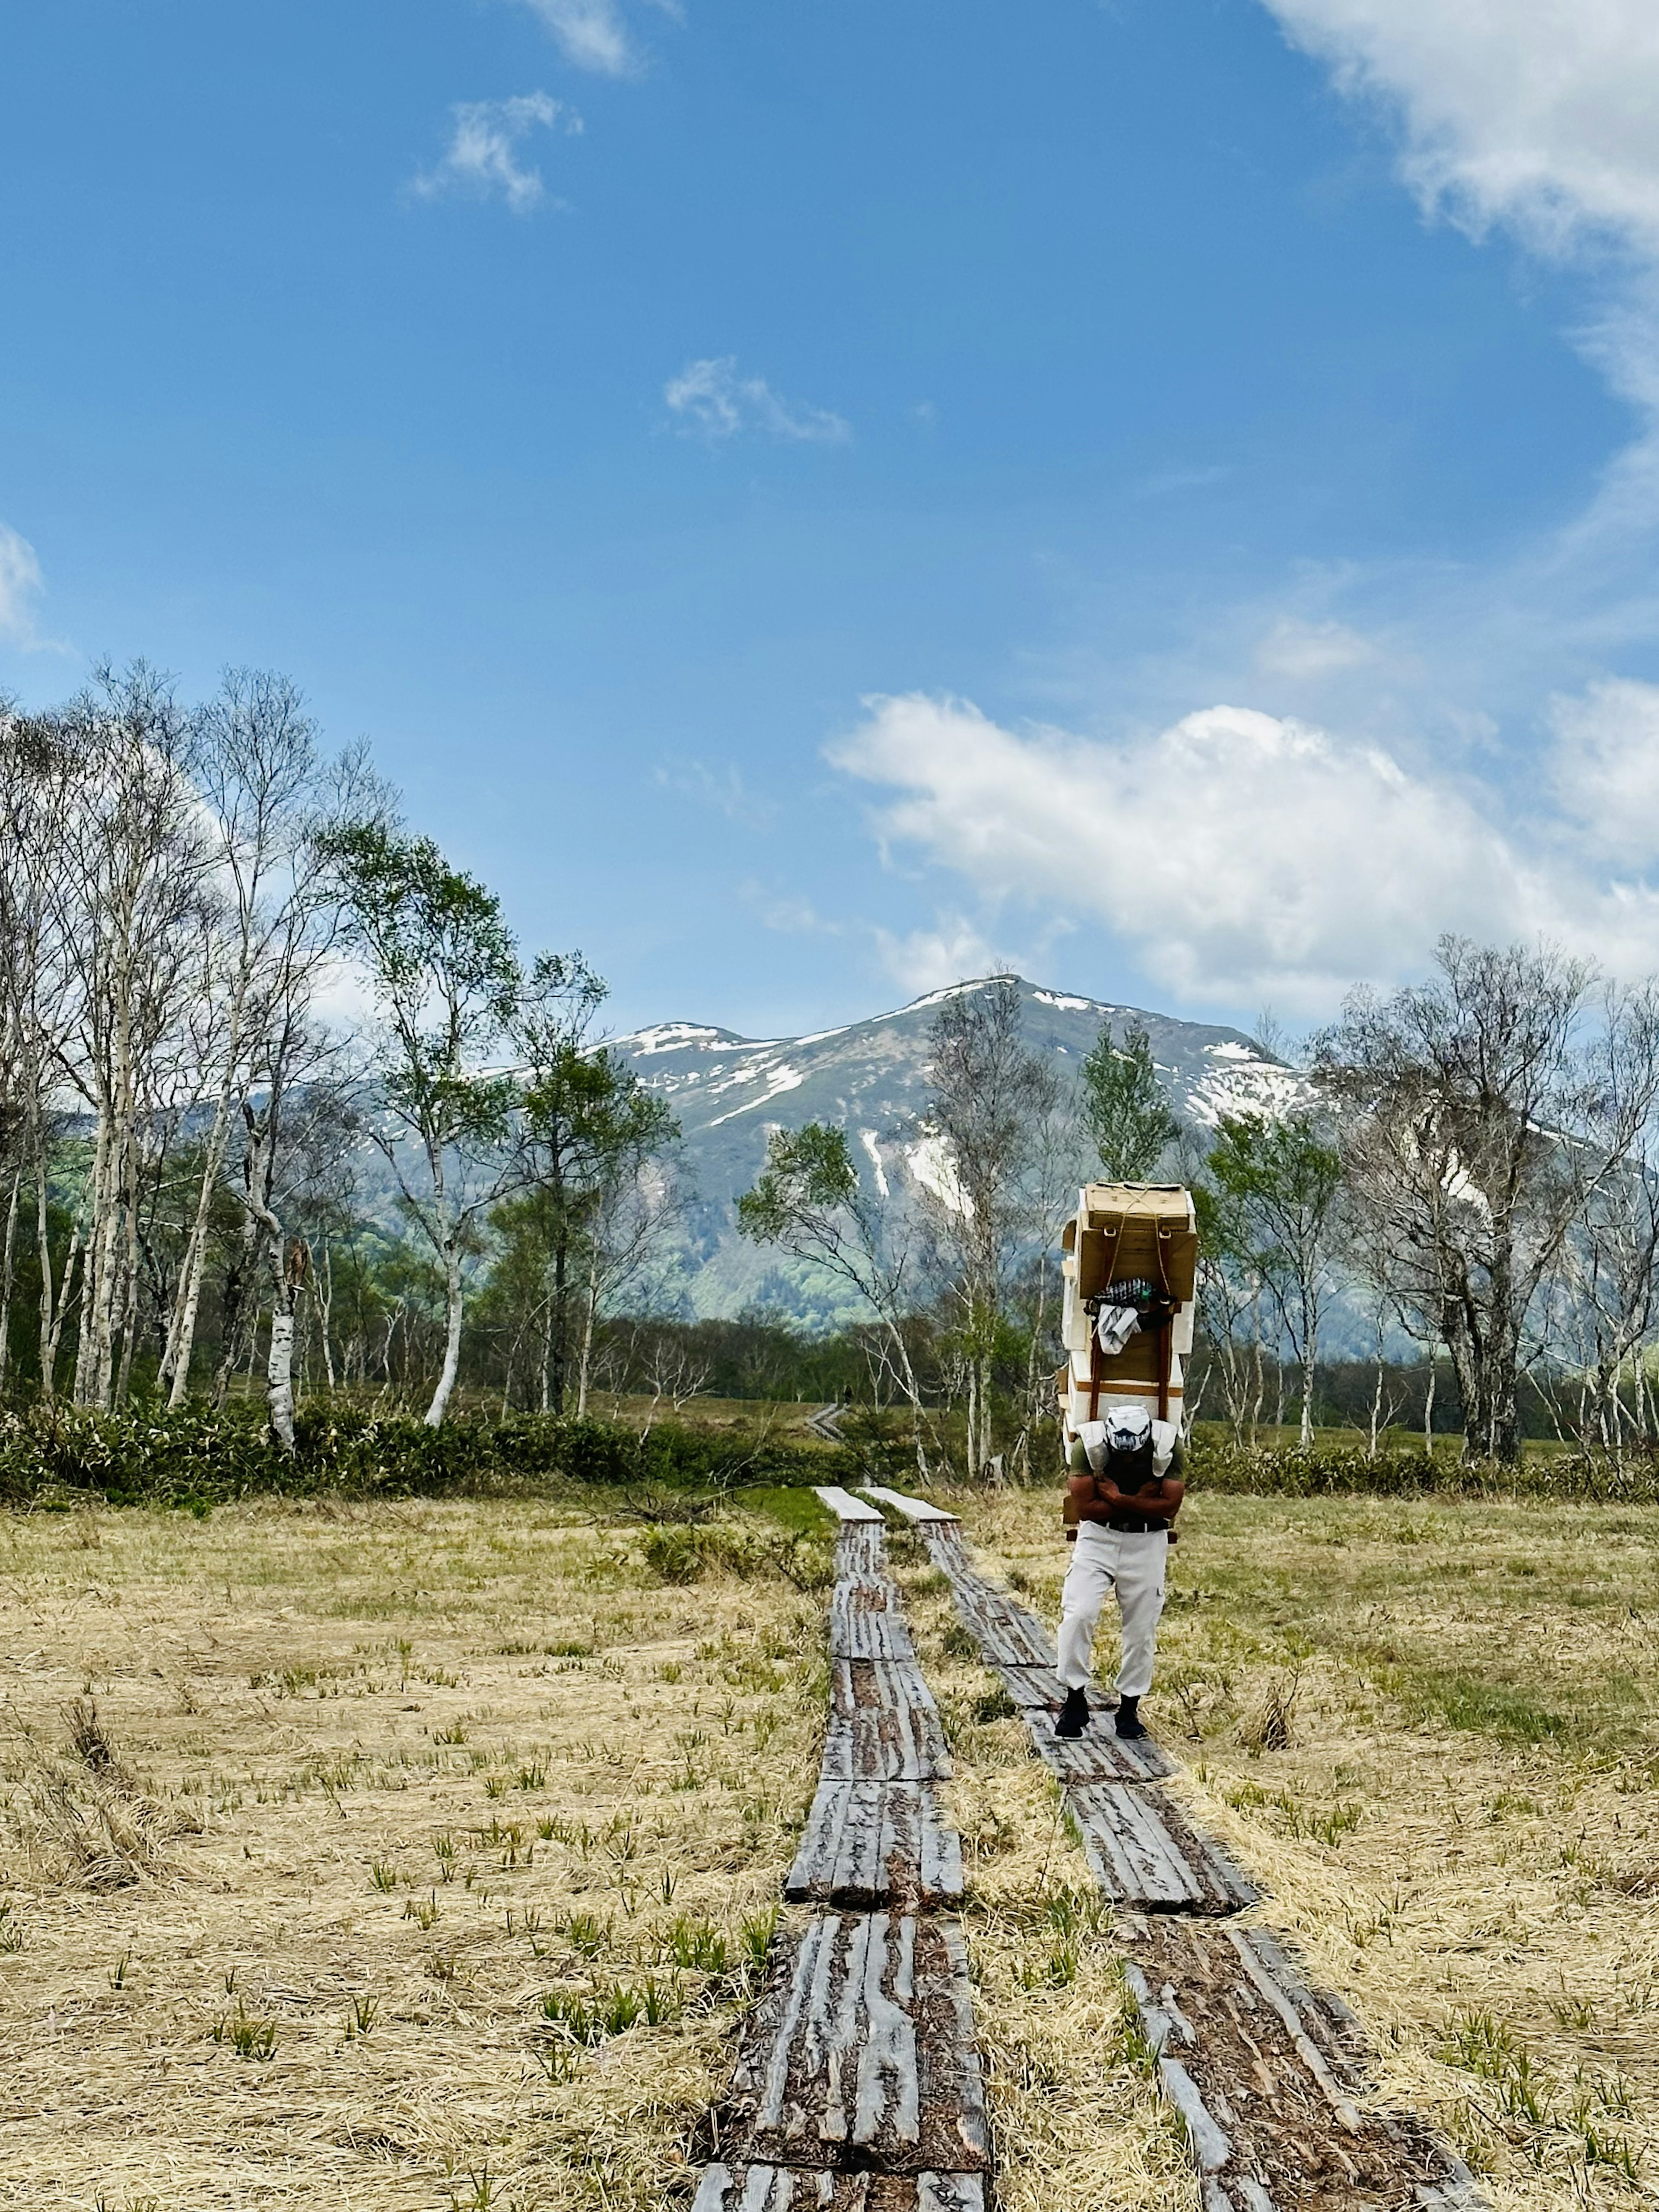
[1157,1316,1171,1423]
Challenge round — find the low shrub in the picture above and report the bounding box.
[1183,1433,1659,1504]
[639,1520,834,1590]
[0,1402,833,1511]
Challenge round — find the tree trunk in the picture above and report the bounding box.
[892,1328,930,1481]
[314,1241,337,1389]
[73,1109,112,1406]
[0,1167,19,1395]
[43,1228,80,1403]
[213,1205,260,1410]
[267,1304,296,1450]
[425,1240,464,1427]
[112,1146,143,1408]
[1298,1287,1317,1447]
[577,1257,600,1419]
[550,1227,569,1415]
[164,944,257,1405]
[164,1090,234,1405]
[34,1129,58,1400]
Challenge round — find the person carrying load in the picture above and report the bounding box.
[1054,1405,1182,1739]
[1050,1182,1196,1742]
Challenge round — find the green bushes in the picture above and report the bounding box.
[6,1398,1653,1512]
[1184,1433,1659,1504]
[0,1402,833,1511]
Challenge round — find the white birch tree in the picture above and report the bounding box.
[327,825,520,1425]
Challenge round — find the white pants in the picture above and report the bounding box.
[1056,1525,1167,1698]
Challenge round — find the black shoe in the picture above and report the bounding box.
[1055,1686,1090,1739]
[1115,1695,1147,1740]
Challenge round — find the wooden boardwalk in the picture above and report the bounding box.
[693,1495,988,2212]
[867,1489,1486,2212]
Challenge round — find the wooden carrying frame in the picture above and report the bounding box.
[1075,1186,1196,1427]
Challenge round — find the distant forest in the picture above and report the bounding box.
[7,666,1659,1470]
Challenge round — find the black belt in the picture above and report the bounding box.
[1104,1515,1168,1535]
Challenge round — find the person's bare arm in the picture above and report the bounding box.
[1073,1472,1185,1521]
[1068,1473,1115,1524]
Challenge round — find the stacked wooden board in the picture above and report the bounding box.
[1057,1183,1198,1441]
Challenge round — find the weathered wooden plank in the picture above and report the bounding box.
[1064,1782,1259,1912]
[720,1913,989,2176]
[836,1523,889,1579]
[980,1658,1069,1711]
[816,1485,886,1522]
[785,1780,963,1907]
[919,1530,1057,1666]
[1118,1917,1487,2210]
[858,1486,962,1524]
[950,1600,1055,1669]
[830,1603,917,1663]
[973,1662,1179,1781]
[692,2166,985,2212]
[823,1659,953,1782]
[1033,1719,1179,1785]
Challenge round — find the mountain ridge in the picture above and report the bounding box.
[607,975,1300,1324]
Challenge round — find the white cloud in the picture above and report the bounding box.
[514,0,637,76]
[829,689,1659,1010]
[871,915,1007,997]
[664,357,852,445]
[1262,0,1659,257]
[0,521,49,649]
[412,93,578,214]
[1550,676,1659,863]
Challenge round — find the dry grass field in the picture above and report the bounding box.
[0,1483,1654,2212]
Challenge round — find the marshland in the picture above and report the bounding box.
[2,1481,1653,2212]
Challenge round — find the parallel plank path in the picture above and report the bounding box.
[692,1492,988,2212]
[864,1486,1486,2212]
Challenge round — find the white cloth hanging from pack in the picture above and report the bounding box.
[1094,1303,1139,1357]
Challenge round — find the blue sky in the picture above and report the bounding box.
[6,0,1659,1035]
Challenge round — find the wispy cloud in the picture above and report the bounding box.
[656,759,778,831]
[740,883,847,936]
[513,0,639,77]
[1254,616,1379,681]
[1262,2,1659,497]
[664,357,852,445]
[411,92,579,214]
[0,521,52,651]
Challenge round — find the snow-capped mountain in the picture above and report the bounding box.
[609,976,1297,1323]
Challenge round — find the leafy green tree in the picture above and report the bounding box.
[738,1121,931,1475]
[510,952,678,1415]
[1081,1020,1180,1182]
[326,825,520,1425]
[1205,1111,1345,1445]
[924,980,1059,1477]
